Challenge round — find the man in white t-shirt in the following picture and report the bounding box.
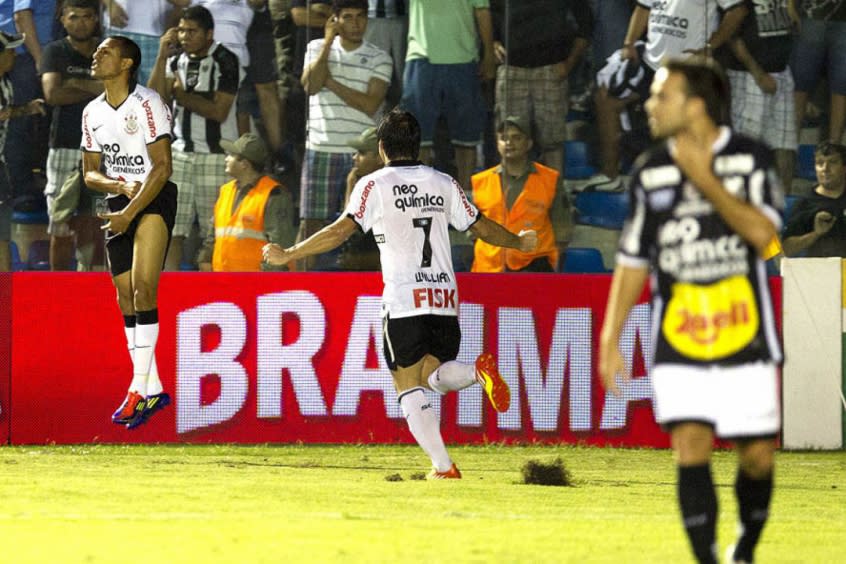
[584,0,748,193]
[298,0,391,269]
[264,109,538,479]
[101,0,191,84]
[82,35,177,429]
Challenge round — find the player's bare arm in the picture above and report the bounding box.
[121,137,173,216]
[326,76,388,117]
[264,215,358,266]
[671,133,777,254]
[598,264,649,397]
[87,138,173,234]
[82,151,140,199]
[172,83,235,123]
[469,214,538,252]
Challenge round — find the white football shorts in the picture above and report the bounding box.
[651,361,780,439]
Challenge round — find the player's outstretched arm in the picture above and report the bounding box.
[469,214,538,252]
[264,215,358,266]
[598,264,649,397]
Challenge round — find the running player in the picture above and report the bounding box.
[264,108,538,478]
[81,36,177,429]
[599,57,783,564]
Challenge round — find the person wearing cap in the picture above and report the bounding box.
[339,125,382,270]
[470,115,570,273]
[0,30,45,271]
[198,132,296,271]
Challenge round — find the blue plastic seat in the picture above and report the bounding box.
[11,209,49,225]
[563,247,607,273]
[564,140,597,180]
[26,239,50,271]
[574,191,629,230]
[9,241,24,271]
[796,144,816,181]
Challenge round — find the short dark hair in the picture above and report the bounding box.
[333,0,368,14]
[815,141,846,163]
[110,35,141,79]
[62,0,99,12]
[377,108,421,161]
[664,56,731,126]
[181,5,215,31]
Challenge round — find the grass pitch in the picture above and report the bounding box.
[0,444,843,563]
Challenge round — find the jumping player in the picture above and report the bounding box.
[81,36,177,429]
[599,57,783,564]
[264,109,538,478]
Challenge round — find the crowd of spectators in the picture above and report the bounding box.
[0,0,844,273]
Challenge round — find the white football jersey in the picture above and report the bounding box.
[81,84,172,196]
[345,163,480,319]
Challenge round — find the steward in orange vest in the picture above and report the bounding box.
[212,175,278,271]
[198,134,296,271]
[471,117,571,272]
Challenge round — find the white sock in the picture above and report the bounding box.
[146,355,163,396]
[428,361,476,395]
[399,387,452,472]
[125,324,145,394]
[134,321,159,397]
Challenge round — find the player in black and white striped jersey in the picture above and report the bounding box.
[264,109,538,479]
[599,57,783,564]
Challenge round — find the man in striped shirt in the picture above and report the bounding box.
[148,5,241,270]
[299,0,391,270]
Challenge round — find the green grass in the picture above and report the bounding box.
[0,444,843,563]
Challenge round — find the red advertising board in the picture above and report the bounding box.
[0,273,10,444]
[8,273,782,446]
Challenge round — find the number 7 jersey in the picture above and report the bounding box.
[345,162,480,319]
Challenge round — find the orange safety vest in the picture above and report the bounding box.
[212,175,277,272]
[471,163,560,272]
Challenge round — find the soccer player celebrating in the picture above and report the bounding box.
[81,36,177,429]
[599,57,783,564]
[264,109,538,479]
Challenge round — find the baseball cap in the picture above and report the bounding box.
[0,32,24,53]
[498,115,530,135]
[346,127,378,152]
[220,133,268,166]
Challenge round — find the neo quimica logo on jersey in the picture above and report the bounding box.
[393,184,444,212]
[662,275,759,361]
[102,143,145,175]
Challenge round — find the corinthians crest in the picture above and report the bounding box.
[124,110,139,135]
